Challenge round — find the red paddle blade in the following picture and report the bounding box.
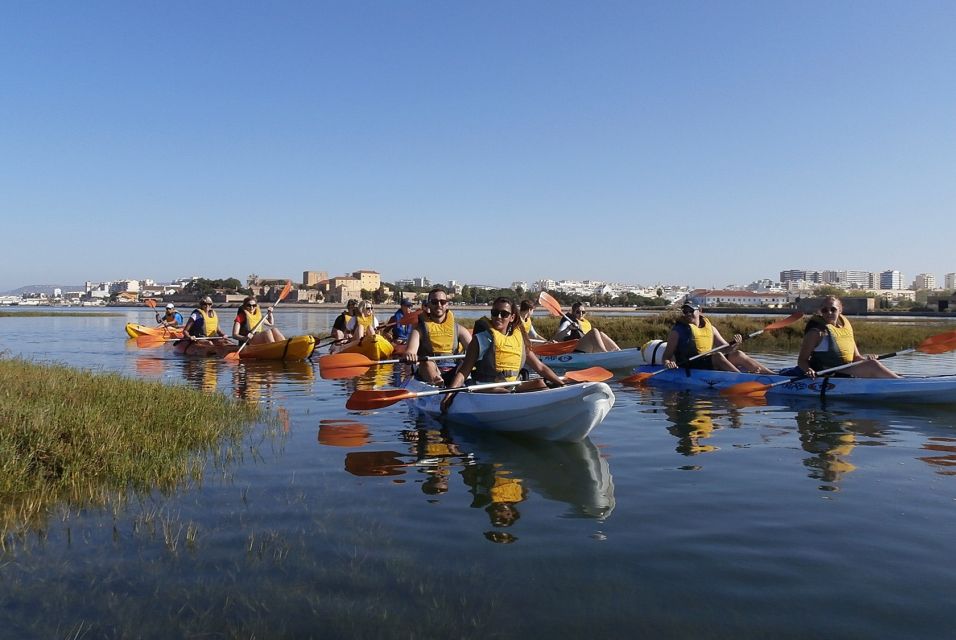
[564,367,613,382]
[346,389,413,410]
[720,381,771,397]
[537,291,564,318]
[223,351,240,362]
[918,338,956,354]
[144,298,157,308]
[532,340,579,356]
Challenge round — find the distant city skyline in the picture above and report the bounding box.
[4,4,955,293]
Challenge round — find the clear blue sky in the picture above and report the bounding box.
[3,1,955,292]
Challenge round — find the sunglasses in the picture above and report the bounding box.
[490,309,511,319]
[246,302,257,307]
[822,306,839,313]
[429,299,449,306]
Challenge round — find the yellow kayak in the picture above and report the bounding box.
[340,334,395,361]
[174,335,315,361]
[125,323,183,339]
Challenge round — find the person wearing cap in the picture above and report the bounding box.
[181,296,228,342]
[155,302,184,328]
[331,299,358,343]
[387,298,416,344]
[232,295,286,346]
[551,301,620,353]
[661,301,774,374]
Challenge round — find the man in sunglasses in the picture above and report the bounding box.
[441,297,565,410]
[401,287,472,384]
[662,301,773,374]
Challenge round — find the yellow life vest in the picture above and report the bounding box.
[240,306,262,335]
[824,316,856,364]
[476,327,526,382]
[578,317,593,334]
[356,313,375,331]
[688,316,715,353]
[197,308,219,337]
[419,310,459,356]
[489,476,524,503]
[520,317,533,332]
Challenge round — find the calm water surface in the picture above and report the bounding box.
[2,308,956,638]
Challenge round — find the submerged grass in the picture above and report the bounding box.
[0,357,262,543]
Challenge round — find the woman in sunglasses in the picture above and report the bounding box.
[232,296,286,346]
[795,296,900,378]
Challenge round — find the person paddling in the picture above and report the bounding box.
[441,297,565,410]
[181,297,229,344]
[552,302,621,353]
[401,287,472,385]
[388,298,416,344]
[518,300,545,342]
[791,296,900,379]
[155,302,183,328]
[331,299,358,343]
[232,296,286,346]
[662,302,773,374]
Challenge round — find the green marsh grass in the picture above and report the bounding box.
[0,357,261,543]
[520,313,955,351]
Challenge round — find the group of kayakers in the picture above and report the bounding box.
[153,295,286,346]
[661,295,900,379]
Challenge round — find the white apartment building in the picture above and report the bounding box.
[946,273,956,290]
[912,273,937,290]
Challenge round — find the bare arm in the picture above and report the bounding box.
[524,348,564,386]
[797,329,824,376]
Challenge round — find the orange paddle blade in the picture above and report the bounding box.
[918,337,956,354]
[322,366,375,380]
[398,310,422,326]
[919,330,956,348]
[720,381,772,398]
[144,298,157,308]
[319,353,378,370]
[564,367,613,382]
[223,351,240,362]
[537,291,564,318]
[278,280,293,301]
[532,340,579,356]
[620,371,656,386]
[346,389,413,411]
[762,311,804,331]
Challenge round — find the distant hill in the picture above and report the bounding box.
[2,284,84,296]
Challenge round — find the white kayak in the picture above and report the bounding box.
[537,348,647,372]
[403,378,616,442]
[629,365,956,403]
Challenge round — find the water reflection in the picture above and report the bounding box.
[918,437,956,475]
[659,391,748,458]
[791,404,887,491]
[330,419,614,543]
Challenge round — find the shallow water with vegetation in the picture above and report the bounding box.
[1,307,956,638]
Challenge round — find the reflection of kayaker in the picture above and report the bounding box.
[662,392,719,456]
[795,407,862,486]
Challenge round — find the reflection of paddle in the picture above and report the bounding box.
[345,366,614,410]
[224,281,292,363]
[721,330,956,398]
[318,352,464,379]
[621,312,804,385]
[135,334,220,348]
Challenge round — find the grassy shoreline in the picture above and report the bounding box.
[0,311,123,317]
[0,357,262,543]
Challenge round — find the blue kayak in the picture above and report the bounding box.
[628,365,956,404]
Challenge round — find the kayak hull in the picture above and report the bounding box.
[174,335,315,361]
[538,348,646,371]
[629,365,956,403]
[125,323,183,339]
[403,378,616,442]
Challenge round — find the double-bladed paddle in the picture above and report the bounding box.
[621,312,804,385]
[721,329,956,398]
[345,366,615,411]
[224,281,293,363]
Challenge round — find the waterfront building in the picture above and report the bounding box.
[912,273,937,290]
[879,270,904,290]
[686,289,791,308]
[945,273,956,290]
